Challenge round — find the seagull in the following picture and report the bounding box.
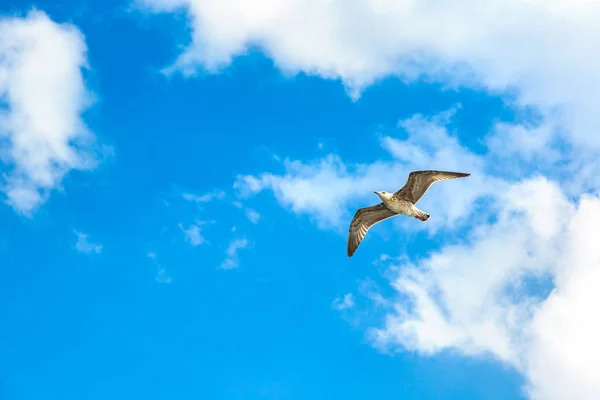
[347,170,470,257]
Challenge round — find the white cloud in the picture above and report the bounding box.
[220,237,249,270]
[138,0,600,153]
[235,110,503,231]
[134,1,600,397]
[332,293,355,311]
[232,200,261,224]
[155,265,172,284]
[179,221,207,246]
[147,252,172,284]
[0,10,100,215]
[182,189,225,204]
[245,208,260,224]
[367,177,600,399]
[486,122,560,164]
[74,231,102,254]
[233,109,600,398]
[177,190,221,248]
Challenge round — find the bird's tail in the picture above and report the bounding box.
[416,212,430,222]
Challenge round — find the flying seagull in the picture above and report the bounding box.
[347,170,470,257]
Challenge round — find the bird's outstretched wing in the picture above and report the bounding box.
[393,170,470,204]
[347,203,396,257]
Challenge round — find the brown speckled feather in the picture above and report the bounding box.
[393,170,470,204]
[347,203,397,257]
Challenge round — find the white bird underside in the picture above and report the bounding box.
[347,170,470,257]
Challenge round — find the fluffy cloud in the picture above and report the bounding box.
[234,110,600,398]
[369,177,600,400]
[135,1,600,397]
[0,10,100,215]
[138,0,600,152]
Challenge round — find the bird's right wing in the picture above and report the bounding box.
[347,203,396,257]
[394,170,470,204]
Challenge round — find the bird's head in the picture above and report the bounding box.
[374,191,392,201]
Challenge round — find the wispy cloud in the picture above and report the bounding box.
[245,208,260,224]
[235,109,503,231]
[220,238,249,270]
[182,190,225,204]
[155,265,172,284]
[232,201,261,224]
[74,231,102,254]
[147,252,172,284]
[178,222,208,247]
[332,294,355,311]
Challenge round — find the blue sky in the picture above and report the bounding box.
[2,1,600,400]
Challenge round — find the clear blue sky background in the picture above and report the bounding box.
[0,1,528,399]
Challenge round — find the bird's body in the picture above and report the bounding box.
[375,193,428,220]
[346,170,470,257]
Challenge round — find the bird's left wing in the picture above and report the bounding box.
[347,203,396,257]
